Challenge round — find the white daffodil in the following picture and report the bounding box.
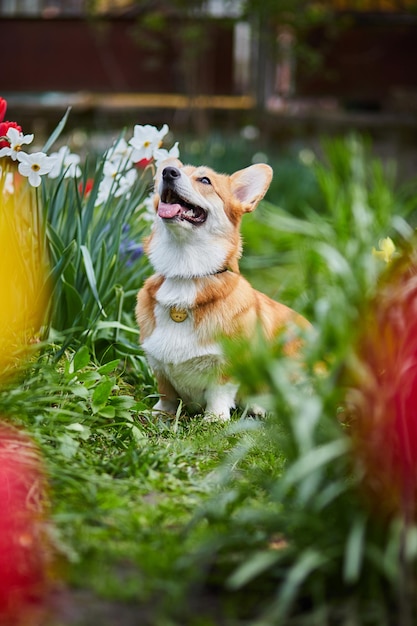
[17,151,55,187]
[96,177,112,206]
[128,124,169,163]
[96,162,120,205]
[114,168,138,198]
[0,127,34,161]
[102,159,121,182]
[153,142,180,167]
[106,138,133,167]
[49,145,81,179]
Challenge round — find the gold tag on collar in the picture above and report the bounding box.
[170,306,188,323]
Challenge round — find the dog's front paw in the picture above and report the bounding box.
[203,409,230,423]
[203,383,237,423]
[152,399,178,415]
[247,403,267,418]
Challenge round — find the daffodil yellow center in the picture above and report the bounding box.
[31,164,41,172]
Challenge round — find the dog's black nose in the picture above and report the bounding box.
[162,166,181,181]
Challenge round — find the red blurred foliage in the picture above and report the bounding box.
[0,424,54,625]
[348,248,417,518]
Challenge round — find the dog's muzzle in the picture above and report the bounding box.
[158,167,207,225]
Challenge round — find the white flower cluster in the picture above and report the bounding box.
[0,122,179,200]
[96,124,179,207]
[0,126,81,188]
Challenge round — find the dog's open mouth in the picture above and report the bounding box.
[158,189,207,225]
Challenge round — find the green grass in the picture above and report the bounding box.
[0,349,239,586]
[0,348,271,622]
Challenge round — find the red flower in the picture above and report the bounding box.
[349,248,417,518]
[78,178,94,197]
[135,157,153,169]
[0,97,7,123]
[0,120,22,148]
[0,424,54,625]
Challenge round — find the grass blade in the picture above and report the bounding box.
[80,244,106,317]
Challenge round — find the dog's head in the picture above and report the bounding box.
[146,159,272,278]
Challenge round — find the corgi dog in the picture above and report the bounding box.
[136,159,309,421]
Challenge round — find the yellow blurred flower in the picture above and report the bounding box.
[0,162,50,378]
[372,237,396,263]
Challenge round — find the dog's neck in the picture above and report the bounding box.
[146,223,240,279]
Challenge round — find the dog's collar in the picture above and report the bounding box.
[186,267,231,279]
[168,267,231,323]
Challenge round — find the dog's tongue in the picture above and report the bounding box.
[158,201,182,219]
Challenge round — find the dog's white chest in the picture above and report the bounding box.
[141,279,221,366]
[142,299,222,406]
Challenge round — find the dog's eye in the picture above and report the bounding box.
[198,176,211,185]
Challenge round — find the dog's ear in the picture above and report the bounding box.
[230,164,272,213]
[154,157,183,190]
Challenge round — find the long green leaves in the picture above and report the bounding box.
[41,143,151,360]
[186,136,417,625]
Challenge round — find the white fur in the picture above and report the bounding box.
[204,382,239,421]
[156,278,198,308]
[148,223,229,278]
[142,303,221,366]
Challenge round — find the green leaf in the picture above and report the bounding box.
[95,321,139,335]
[110,395,136,410]
[69,384,89,399]
[98,405,116,419]
[80,244,107,317]
[71,345,90,373]
[227,550,281,590]
[58,433,80,459]
[262,203,322,237]
[65,423,91,441]
[316,242,353,277]
[344,516,366,583]
[47,235,76,283]
[76,371,101,387]
[98,359,121,375]
[282,439,350,488]
[275,549,328,618]
[42,106,71,153]
[60,279,85,327]
[130,425,148,444]
[92,379,114,413]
